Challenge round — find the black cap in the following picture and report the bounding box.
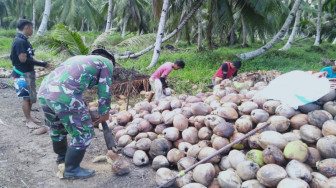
[91,48,116,66]
[16,19,33,31]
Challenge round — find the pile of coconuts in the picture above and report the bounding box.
[92,76,336,188]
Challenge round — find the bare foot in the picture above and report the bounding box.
[26,121,41,129]
[22,117,42,123]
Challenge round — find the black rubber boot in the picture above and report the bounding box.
[63,147,95,179]
[52,138,67,164]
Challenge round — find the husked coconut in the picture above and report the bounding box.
[323,101,336,116]
[326,177,336,188]
[123,142,137,158]
[182,107,193,118]
[262,145,286,166]
[164,111,176,125]
[116,110,133,126]
[217,169,242,188]
[167,148,185,164]
[238,101,258,114]
[275,104,296,118]
[117,135,132,147]
[182,127,199,144]
[193,163,216,186]
[235,118,253,134]
[230,132,248,149]
[137,119,152,132]
[149,138,172,158]
[113,125,125,135]
[316,135,336,158]
[246,149,264,167]
[267,115,290,133]
[145,111,163,125]
[157,100,171,112]
[256,164,287,187]
[173,108,182,114]
[134,101,152,113]
[258,131,288,150]
[154,124,168,134]
[277,178,309,188]
[316,158,336,178]
[171,99,182,109]
[283,130,301,142]
[173,139,184,148]
[187,144,201,158]
[126,125,139,136]
[176,172,193,187]
[286,160,312,182]
[251,109,269,123]
[248,134,261,149]
[152,155,169,170]
[299,103,322,114]
[219,156,232,170]
[307,110,333,128]
[317,89,336,104]
[210,100,221,110]
[204,115,226,129]
[179,94,188,101]
[112,158,130,176]
[252,96,267,108]
[213,106,238,120]
[163,127,180,141]
[222,102,238,110]
[173,114,189,131]
[191,102,211,116]
[233,81,250,92]
[133,150,149,166]
[204,95,220,105]
[306,147,321,168]
[147,132,157,140]
[178,142,192,154]
[155,168,176,187]
[213,89,226,98]
[228,150,246,169]
[220,93,242,105]
[213,122,235,138]
[322,120,336,136]
[135,138,151,151]
[290,114,308,129]
[208,178,220,188]
[177,157,197,171]
[263,100,281,114]
[194,116,206,126]
[236,161,260,180]
[135,132,148,141]
[212,136,229,152]
[185,96,203,103]
[198,147,220,163]
[198,140,211,148]
[300,124,322,144]
[198,127,212,140]
[309,172,328,188]
[241,179,265,188]
[284,140,309,162]
[182,183,206,188]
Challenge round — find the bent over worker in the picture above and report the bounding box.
[38,49,115,179]
[212,60,241,85]
[148,60,185,102]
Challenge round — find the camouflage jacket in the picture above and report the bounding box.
[38,55,114,115]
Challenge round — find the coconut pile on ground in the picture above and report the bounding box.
[0,68,13,78]
[89,76,336,187]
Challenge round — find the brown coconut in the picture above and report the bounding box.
[193,163,216,186]
[177,157,197,171]
[236,161,260,180]
[182,127,199,144]
[230,132,248,149]
[316,158,336,178]
[204,115,226,129]
[212,136,230,152]
[112,158,130,176]
[117,135,132,147]
[217,169,242,188]
[149,138,172,158]
[283,130,301,142]
[187,144,201,158]
[241,179,266,188]
[317,89,336,104]
[306,147,322,168]
[290,114,308,129]
[235,118,253,134]
[147,132,157,140]
[258,131,288,150]
[182,107,194,118]
[267,115,290,133]
[213,106,238,120]
[213,122,235,138]
[275,104,296,118]
[228,150,246,169]
[323,101,336,116]
[134,101,152,113]
[198,147,220,163]
[176,172,193,188]
[145,111,163,125]
[322,120,336,136]
[257,164,287,187]
[316,135,336,158]
[198,127,212,140]
[178,142,192,154]
[263,100,281,115]
[163,127,180,141]
[286,160,312,182]
[277,178,309,188]
[307,110,333,128]
[173,114,189,131]
[116,110,133,126]
[219,156,232,170]
[300,124,322,144]
[152,155,169,170]
[171,99,182,109]
[135,132,148,141]
[309,172,328,188]
[262,144,286,166]
[220,93,242,104]
[163,111,176,125]
[191,102,211,116]
[238,101,259,114]
[326,177,336,188]
[135,138,151,151]
[251,109,269,124]
[167,148,185,164]
[133,150,149,166]
[155,168,176,187]
[155,124,168,134]
[248,134,261,149]
[198,140,211,148]
[299,103,322,114]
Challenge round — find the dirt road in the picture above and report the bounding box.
[0,78,157,188]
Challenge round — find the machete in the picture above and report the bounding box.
[101,121,116,150]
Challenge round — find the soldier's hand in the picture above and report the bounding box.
[93,113,110,127]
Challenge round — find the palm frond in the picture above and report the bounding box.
[116,33,156,47]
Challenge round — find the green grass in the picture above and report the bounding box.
[0,59,12,69]
[0,37,13,52]
[0,29,17,38]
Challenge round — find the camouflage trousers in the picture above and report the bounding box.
[38,96,94,150]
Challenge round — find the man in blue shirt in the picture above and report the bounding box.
[321,65,336,79]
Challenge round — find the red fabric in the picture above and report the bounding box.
[212,62,237,79]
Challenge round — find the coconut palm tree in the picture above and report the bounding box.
[105,0,113,32]
[314,0,322,46]
[279,7,302,50]
[37,0,51,35]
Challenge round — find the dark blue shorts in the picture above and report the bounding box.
[14,76,29,98]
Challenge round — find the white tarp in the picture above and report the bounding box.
[255,70,330,109]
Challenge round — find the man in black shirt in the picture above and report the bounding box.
[10,19,50,129]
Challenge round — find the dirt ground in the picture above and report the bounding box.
[0,78,158,188]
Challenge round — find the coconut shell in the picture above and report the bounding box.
[300,124,322,144]
[290,114,308,129]
[219,156,232,170]
[217,169,242,188]
[238,101,258,114]
[178,142,192,154]
[323,101,336,116]
[198,147,220,163]
[267,115,290,133]
[322,120,336,136]
[256,164,287,187]
[176,172,193,188]
[222,102,238,110]
[135,138,151,151]
[134,101,152,113]
[317,158,336,178]
[305,147,321,168]
[309,172,328,188]
[251,109,269,124]
[286,160,312,182]
[135,132,148,141]
[149,138,172,158]
[152,155,169,170]
[191,102,211,116]
[228,150,246,169]
[213,122,235,138]
[236,161,260,180]
[145,111,164,125]
[299,103,322,114]
[277,178,309,188]
[284,140,309,162]
[116,110,132,126]
[182,107,194,118]
[177,157,197,171]
[173,114,189,131]
[133,150,149,166]
[213,106,238,120]
[317,135,336,158]
[147,132,157,140]
[230,132,247,149]
[241,179,265,188]
[117,135,132,147]
[171,99,182,109]
[263,100,281,115]
[235,118,253,134]
[283,131,301,142]
[326,177,336,188]
[204,115,226,129]
[198,127,212,140]
[163,127,180,141]
[182,127,199,144]
[123,146,137,158]
[112,158,130,176]
[275,104,296,118]
[220,93,242,104]
[248,134,261,149]
[163,111,176,125]
[155,124,168,134]
[212,136,229,152]
[307,110,333,128]
[167,148,185,164]
[182,183,206,188]
[317,89,336,104]
[198,140,211,148]
[186,144,201,158]
[258,131,288,150]
[193,163,216,186]
[262,145,286,166]
[155,168,176,187]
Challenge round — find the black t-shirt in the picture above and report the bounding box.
[221,63,237,79]
[10,33,35,77]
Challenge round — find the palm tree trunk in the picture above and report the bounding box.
[148,0,170,68]
[32,0,36,31]
[18,0,23,18]
[314,0,322,46]
[197,8,203,51]
[80,19,84,31]
[332,37,336,45]
[230,27,236,46]
[236,0,302,60]
[121,15,129,38]
[105,0,113,32]
[185,22,191,46]
[241,14,247,47]
[174,31,181,45]
[279,8,301,51]
[206,0,214,49]
[37,0,51,36]
[116,0,203,60]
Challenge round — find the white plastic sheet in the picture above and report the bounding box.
[255,70,330,109]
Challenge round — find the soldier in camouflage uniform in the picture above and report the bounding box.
[38,49,115,179]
